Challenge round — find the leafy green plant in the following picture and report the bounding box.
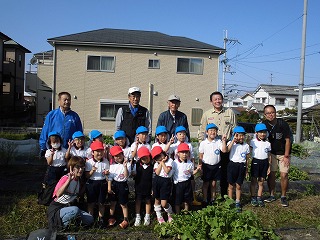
[291,144,309,159]
[275,165,310,181]
[305,184,317,196]
[154,197,279,240]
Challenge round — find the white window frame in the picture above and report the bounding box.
[148,59,160,69]
[177,58,203,74]
[100,99,128,121]
[87,55,115,72]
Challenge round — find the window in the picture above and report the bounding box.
[191,108,203,126]
[100,99,127,120]
[275,98,285,105]
[177,58,203,74]
[148,59,160,69]
[87,56,115,72]
[303,95,312,103]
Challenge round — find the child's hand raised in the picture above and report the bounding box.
[222,134,227,142]
[162,156,168,162]
[169,134,175,144]
[68,139,73,148]
[68,166,76,180]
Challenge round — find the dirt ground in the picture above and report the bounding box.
[1,164,320,240]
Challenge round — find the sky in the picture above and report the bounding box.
[1,0,319,96]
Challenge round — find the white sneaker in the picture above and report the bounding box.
[134,217,141,226]
[144,216,151,226]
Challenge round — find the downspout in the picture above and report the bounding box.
[52,43,57,109]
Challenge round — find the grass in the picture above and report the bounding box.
[0,164,319,239]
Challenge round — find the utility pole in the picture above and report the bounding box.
[296,0,308,143]
[221,30,239,99]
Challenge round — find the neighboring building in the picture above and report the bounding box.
[241,93,254,108]
[46,28,225,137]
[25,51,53,126]
[294,86,320,109]
[0,32,31,125]
[253,84,298,111]
[225,97,243,108]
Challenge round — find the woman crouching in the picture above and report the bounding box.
[47,156,94,230]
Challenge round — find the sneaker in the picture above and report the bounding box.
[281,197,289,207]
[192,199,202,206]
[119,220,129,229]
[157,216,165,224]
[235,202,242,212]
[134,217,141,227]
[251,198,258,207]
[108,217,116,227]
[97,218,105,228]
[167,215,173,223]
[144,216,151,226]
[257,199,265,207]
[264,196,276,203]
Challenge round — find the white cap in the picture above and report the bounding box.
[168,94,181,102]
[128,87,141,94]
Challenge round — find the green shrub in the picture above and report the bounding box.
[154,197,279,240]
[291,143,309,159]
[0,132,40,140]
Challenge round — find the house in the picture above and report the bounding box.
[294,86,320,109]
[25,50,53,126]
[0,32,31,125]
[44,28,225,137]
[241,93,254,108]
[253,84,298,111]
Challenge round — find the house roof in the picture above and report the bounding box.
[255,84,298,96]
[249,103,265,112]
[0,32,11,41]
[47,28,225,54]
[4,39,31,53]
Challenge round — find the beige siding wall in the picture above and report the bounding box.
[37,64,53,88]
[54,45,219,137]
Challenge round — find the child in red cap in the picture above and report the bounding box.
[85,141,110,227]
[107,146,131,229]
[132,146,153,226]
[172,143,201,213]
[152,146,174,224]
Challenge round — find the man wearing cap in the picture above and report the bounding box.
[198,91,237,198]
[39,92,83,156]
[115,87,151,145]
[157,94,190,140]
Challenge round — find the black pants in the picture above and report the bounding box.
[220,151,230,197]
[206,151,229,201]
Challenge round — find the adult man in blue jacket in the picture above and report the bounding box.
[157,94,190,140]
[39,92,83,155]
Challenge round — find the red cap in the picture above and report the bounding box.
[151,146,163,159]
[110,146,123,156]
[177,143,190,152]
[137,147,150,159]
[90,141,104,151]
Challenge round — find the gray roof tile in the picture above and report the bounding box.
[47,28,224,53]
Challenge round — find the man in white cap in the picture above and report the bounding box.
[157,94,190,140]
[115,87,151,145]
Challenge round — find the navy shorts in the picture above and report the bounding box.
[251,158,269,179]
[153,176,172,200]
[227,161,246,185]
[202,162,221,182]
[86,179,108,204]
[108,181,129,205]
[173,179,193,205]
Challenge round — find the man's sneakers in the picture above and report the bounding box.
[257,199,265,207]
[281,197,289,207]
[264,195,276,203]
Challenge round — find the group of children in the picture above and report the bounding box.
[44,121,271,228]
